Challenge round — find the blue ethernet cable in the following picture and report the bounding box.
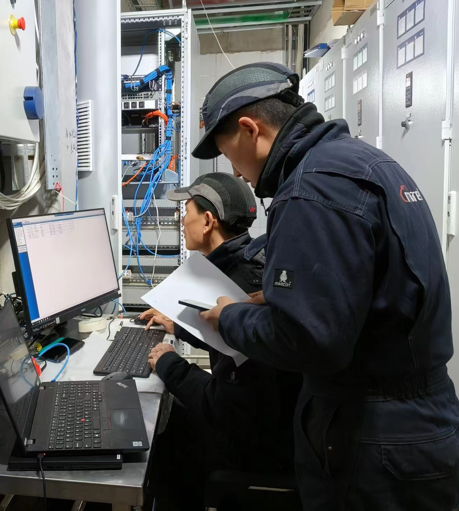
[37,343,71,382]
[111,299,127,315]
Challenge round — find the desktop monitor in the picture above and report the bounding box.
[7,209,120,334]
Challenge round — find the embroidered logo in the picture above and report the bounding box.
[274,269,295,289]
[400,185,424,203]
[227,371,239,384]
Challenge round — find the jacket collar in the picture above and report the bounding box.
[255,102,350,198]
[206,231,252,273]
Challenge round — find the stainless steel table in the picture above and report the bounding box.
[0,393,162,511]
[0,319,169,510]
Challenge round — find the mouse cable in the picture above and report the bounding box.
[37,453,47,511]
[107,317,116,340]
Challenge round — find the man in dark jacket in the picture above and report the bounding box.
[197,63,459,511]
[143,172,300,511]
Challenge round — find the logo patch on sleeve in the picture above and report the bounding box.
[274,269,295,289]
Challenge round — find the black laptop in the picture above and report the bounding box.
[0,301,149,457]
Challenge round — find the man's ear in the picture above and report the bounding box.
[238,117,260,142]
[203,211,214,234]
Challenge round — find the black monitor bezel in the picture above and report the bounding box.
[7,208,121,336]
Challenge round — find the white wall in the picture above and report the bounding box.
[197,50,284,240]
[308,0,348,68]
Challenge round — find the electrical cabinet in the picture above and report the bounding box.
[119,10,200,309]
[382,0,449,237]
[75,3,200,312]
[0,0,40,143]
[300,64,323,114]
[320,40,345,121]
[446,0,459,388]
[344,3,380,145]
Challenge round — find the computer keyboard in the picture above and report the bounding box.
[49,381,101,450]
[93,327,165,378]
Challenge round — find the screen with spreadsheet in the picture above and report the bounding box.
[8,209,120,332]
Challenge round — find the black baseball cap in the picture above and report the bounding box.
[192,62,304,160]
[166,173,257,230]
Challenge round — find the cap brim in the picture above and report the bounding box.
[166,188,193,201]
[192,125,222,160]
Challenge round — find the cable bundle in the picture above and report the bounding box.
[0,144,44,210]
[120,34,181,285]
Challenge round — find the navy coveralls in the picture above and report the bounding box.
[219,103,459,510]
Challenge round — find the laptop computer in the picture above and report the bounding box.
[0,301,149,457]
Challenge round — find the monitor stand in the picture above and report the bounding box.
[54,318,86,342]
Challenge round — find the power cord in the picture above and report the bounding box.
[37,453,47,510]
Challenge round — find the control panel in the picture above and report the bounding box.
[0,0,42,142]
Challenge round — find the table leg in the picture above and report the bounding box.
[0,495,13,511]
[71,501,86,511]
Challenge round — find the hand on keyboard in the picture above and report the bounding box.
[139,308,175,334]
[148,343,176,371]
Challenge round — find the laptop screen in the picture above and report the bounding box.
[0,302,39,446]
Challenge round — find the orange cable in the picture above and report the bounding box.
[122,163,147,187]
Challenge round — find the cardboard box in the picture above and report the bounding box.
[344,0,373,9]
[332,0,372,26]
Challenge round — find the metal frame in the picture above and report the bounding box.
[192,1,322,15]
[120,9,198,314]
[196,16,311,30]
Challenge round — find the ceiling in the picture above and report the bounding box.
[123,0,322,30]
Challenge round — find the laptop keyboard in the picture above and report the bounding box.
[49,382,101,450]
[93,327,165,378]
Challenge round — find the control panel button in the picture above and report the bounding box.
[9,15,26,35]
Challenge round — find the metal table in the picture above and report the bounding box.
[0,319,169,510]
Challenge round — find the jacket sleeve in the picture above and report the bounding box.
[219,197,375,374]
[173,323,210,352]
[155,351,214,417]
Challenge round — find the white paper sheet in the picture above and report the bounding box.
[142,252,249,366]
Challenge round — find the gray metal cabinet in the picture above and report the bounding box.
[321,41,345,121]
[382,0,449,235]
[345,3,380,146]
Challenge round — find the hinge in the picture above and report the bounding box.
[442,120,452,141]
[376,136,383,149]
[377,9,385,27]
[448,191,457,237]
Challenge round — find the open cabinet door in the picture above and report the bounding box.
[74,0,122,277]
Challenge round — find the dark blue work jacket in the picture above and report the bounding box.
[218,103,459,509]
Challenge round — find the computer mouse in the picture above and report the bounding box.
[132,316,150,326]
[101,372,133,381]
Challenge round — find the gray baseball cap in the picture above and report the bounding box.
[166,173,257,229]
[192,62,304,160]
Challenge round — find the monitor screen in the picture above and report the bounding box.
[8,209,120,333]
[0,301,38,447]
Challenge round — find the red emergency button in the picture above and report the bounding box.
[9,15,26,35]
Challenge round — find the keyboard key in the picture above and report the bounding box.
[65,442,73,449]
[84,439,92,448]
[56,443,65,449]
[74,442,83,449]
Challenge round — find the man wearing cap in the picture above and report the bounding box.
[142,173,300,511]
[196,63,459,510]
